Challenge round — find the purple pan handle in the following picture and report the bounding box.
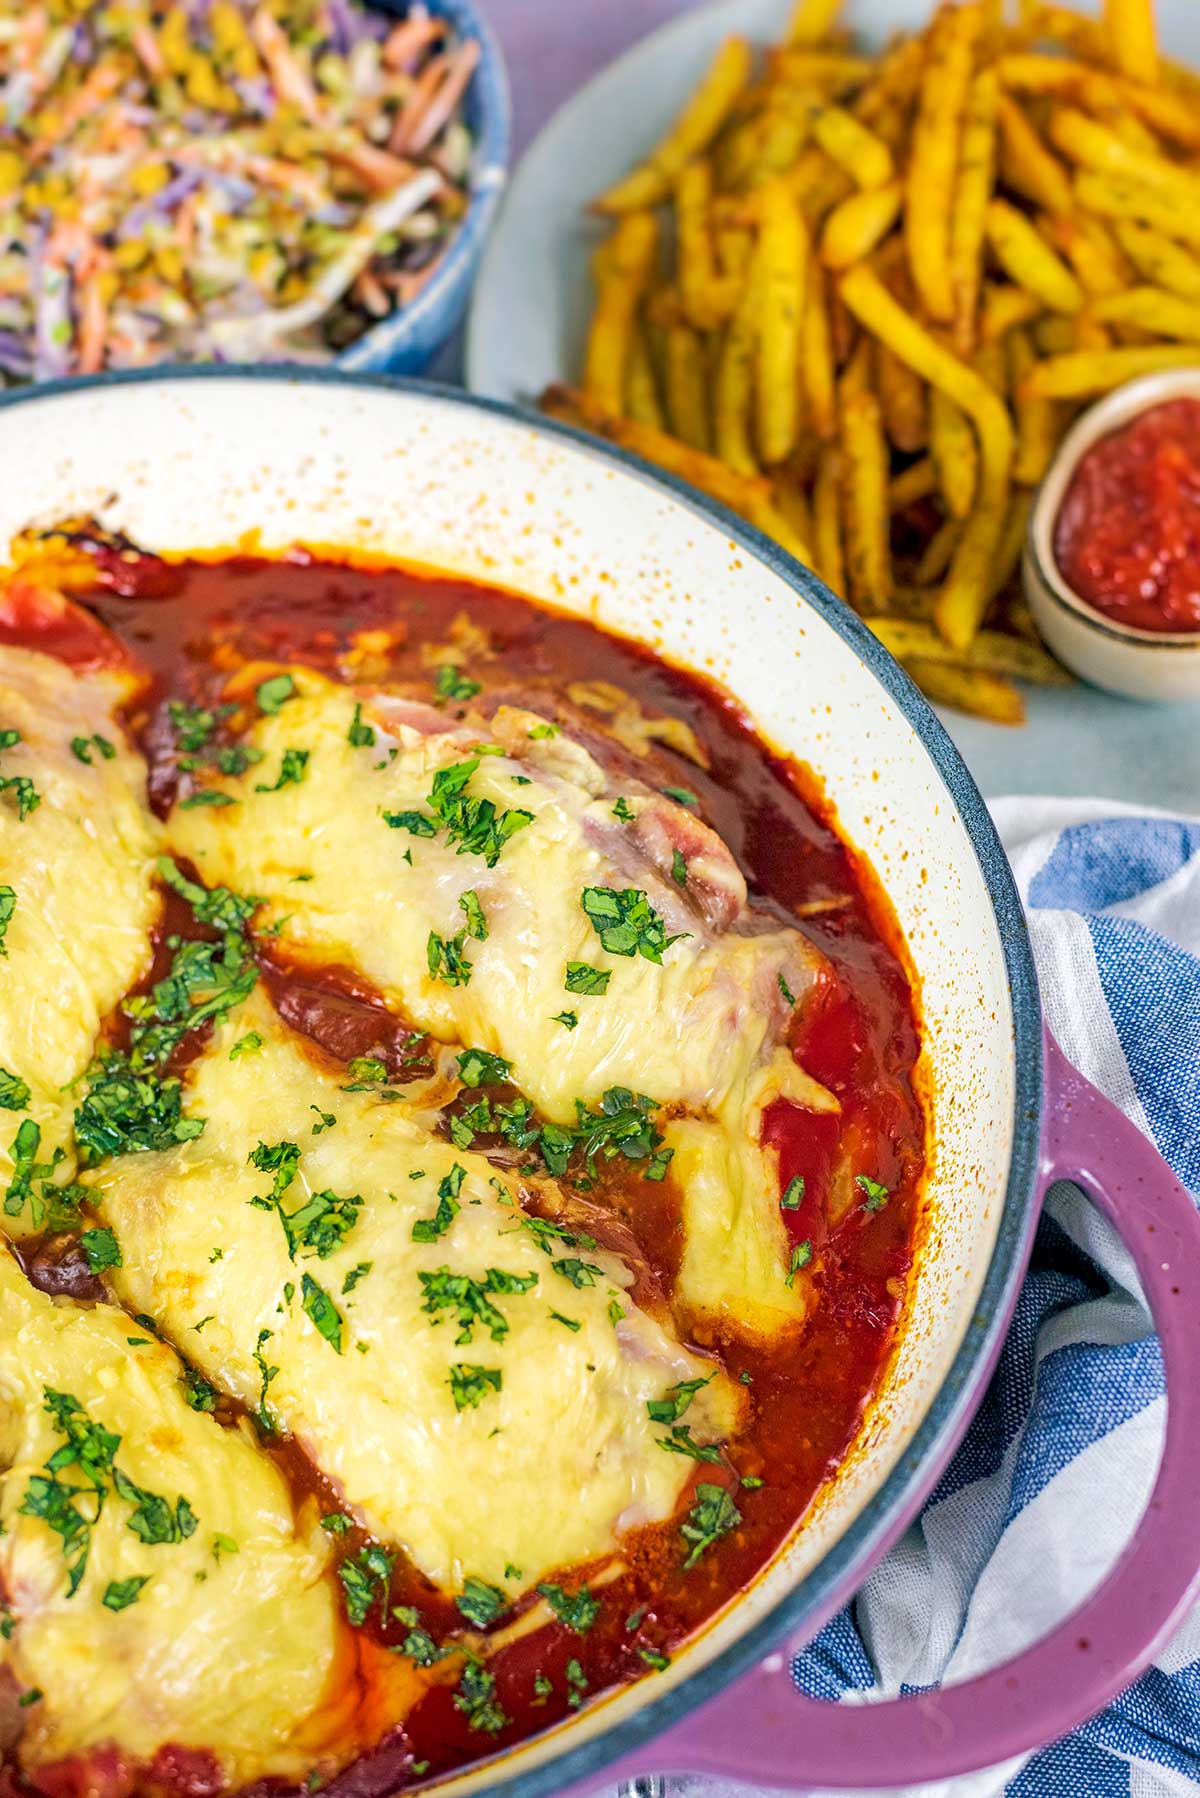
[594,1030,1200,1792]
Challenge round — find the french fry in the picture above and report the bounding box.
[791,147,856,222]
[930,389,979,520]
[995,93,1074,217]
[981,283,1043,342]
[1072,312,1112,353]
[889,457,937,509]
[870,618,1068,685]
[1104,0,1158,87]
[664,323,711,451]
[595,37,752,212]
[819,181,902,271]
[1047,213,1126,299]
[905,4,980,322]
[877,341,927,453]
[1022,343,1200,399]
[1091,287,1200,340]
[996,52,1091,94]
[1113,220,1200,300]
[812,105,894,190]
[769,51,871,95]
[1074,170,1200,252]
[839,387,891,610]
[743,492,815,566]
[951,70,1000,355]
[988,489,1035,605]
[1032,314,1075,355]
[1050,109,1200,216]
[626,325,665,429]
[902,656,1025,724]
[583,213,660,414]
[756,177,809,464]
[715,248,763,474]
[770,472,816,565]
[915,516,964,586]
[813,448,846,594]
[985,200,1084,313]
[675,161,722,331]
[802,265,837,439]
[787,0,842,45]
[1009,327,1056,485]
[737,89,814,191]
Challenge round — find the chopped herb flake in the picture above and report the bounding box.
[580,886,687,964]
[856,1175,890,1211]
[102,1575,149,1612]
[448,1363,502,1411]
[781,1176,805,1210]
[435,665,481,702]
[256,673,297,715]
[681,1483,740,1569]
[564,962,610,997]
[302,1274,344,1353]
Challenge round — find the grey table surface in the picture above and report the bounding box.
[466,0,1200,813]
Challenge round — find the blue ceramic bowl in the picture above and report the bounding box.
[336,0,510,375]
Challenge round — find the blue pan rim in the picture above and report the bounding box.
[0,364,1045,1798]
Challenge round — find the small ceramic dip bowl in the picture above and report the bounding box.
[1024,369,1200,703]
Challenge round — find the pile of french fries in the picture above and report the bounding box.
[542,0,1200,724]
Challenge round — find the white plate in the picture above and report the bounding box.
[465,0,1200,811]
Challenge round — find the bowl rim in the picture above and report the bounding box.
[1027,368,1200,654]
[334,0,512,372]
[0,364,1046,1798]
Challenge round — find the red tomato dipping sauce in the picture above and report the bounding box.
[1054,397,1200,634]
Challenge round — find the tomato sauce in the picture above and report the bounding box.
[8,544,926,1793]
[1054,396,1200,634]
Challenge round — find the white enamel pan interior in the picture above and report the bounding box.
[0,370,1041,1797]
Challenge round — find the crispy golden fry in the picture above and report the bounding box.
[1091,286,1200,340]
[626,325,665,429]
[1073,313,1112,353]
[802,265,838,439]
[1021,4,1107,60]
[996,52,1090,93]
[1105,0,1158,86]
[813,449,846,594]
[951,70,1000,355]
[540,385,773,521]
[715,249,763,475]
[930,388,979,520]
[915,516,964,586]
[595,37,752,212]
[1047,214,1126,299]
[1113,220,1200,299]
[812,105,894,190]
[742,92,815,190]
[675,161,721,331]
[1008,327,1056,486]
[839,387,891,610]
[664,323,711,451]
[857,36,924,126]
[1116,78,1200,152]
[995,93,1073,217]
[989,489,1035,605]
[787,0,842,45]
[819,181,902,270]
[981,283,1044,342]
[889,457,937,509]
[744,492,816,565]
[583,213,660,414]
[877,342,927,453]
[756,177,809,464]
[903,656,1025,724]
[906,4,980,323]
[1074,170,1200,252]
[1050,109,1200,215]
[1032,314,1076,355]
[791,146,856,222]
[1023,343,1200,399]
[773,471,814,549]
[769,51,871,95]
[871,619,1069,685]
[985,200,1084,314]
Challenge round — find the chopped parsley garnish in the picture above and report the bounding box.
[3,1118,70,1227]
[383,808,437,837]
[342,1261,372,1293]
[80,1227,122,1273]
[646,1374,713,1425]
[786,1240,813,1287]
[418,1265,537,1345]
[0,1068,29,1110]
[656,1425,723,1464]
[339,1544,393,1626]
[123,931,257,1071]
[181,1368,218,1413]
[435,664,481,702]
[454,1656,509,1734]
[565,1658,588,1708]
[528,721,559,740]
[671,848,687,887]
[778,972,796,1007]
[302,1273,344,1353]
[229,1031,263,1061]
[385,755,533,870]
[102,1575,149,1612]
[0,885,15,955]
[74,1053,205,1167]
[510,1214,597,1256]
[114,1471,197,1546]
[537,1583,599,1633]
[412,1166,464,1242]
[456,1048,511,1088]
[211,1532,238,1560]
[564,962,610,996]
[681,1483,740,1570]
[662,786,699,807]
[741,1474,764,1489]
[321,1512,353,1535]
[458,889,488,941]
[570,1086,672,1180]
[549,1310,581,1331]
[448,1363,502,1411]
[255,747,309,792]
[427,928,473,987]
[155,859,260,934]
[347,702,375,747]
[456,1576,506,1629]
[256,673,296,715]
[70,733,116,764]
[281,1187,365,1260]
[532,1673,553,1704]
[248,1138,300,1198]
[781,1176,805,1210]
[167,701,220,752]
[346,1056,387,1085]
[612,796,634,821]
[608,1299,625,1326]
[311,1106,336,1133]
[0,750,39,819]
[638,1646,671,1671]
[551,1257,605,1290]
[580,886,687,964]
[215,743,262,775]
[179,789,235,809]
[552,1010,578,1029]
[393,1611,449,1668]
[857,1175,890,1211]
[252,1330,279,1433]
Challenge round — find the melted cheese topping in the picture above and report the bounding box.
[0,1251,414,1788]
[90,993,739,1597]
[0,649,159,1230]
[166,674,834,1334]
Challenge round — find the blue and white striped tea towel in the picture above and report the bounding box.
[643,797,1200,1798]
